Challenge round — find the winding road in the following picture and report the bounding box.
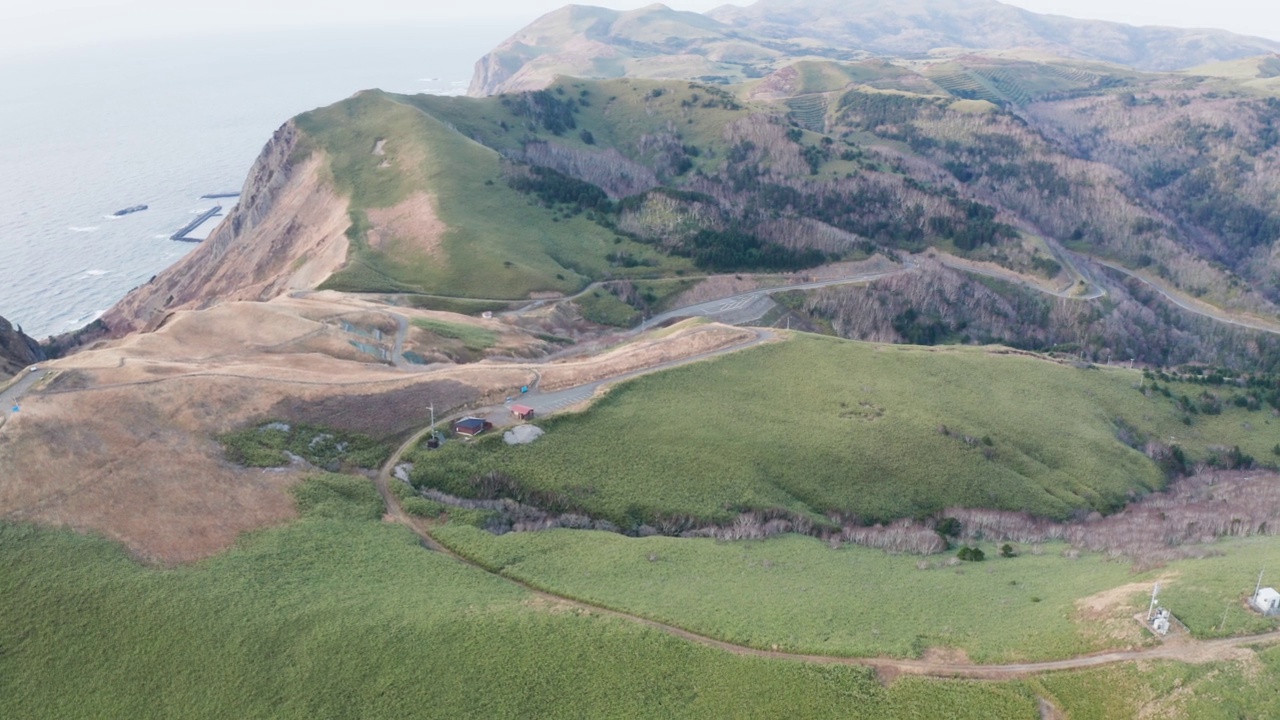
[0,367,48,427]
[1089,257,1280,337]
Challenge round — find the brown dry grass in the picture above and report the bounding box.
[669,275,770,308]
[0,375,302,565]
[1,295,757,563]
[1074,580,1170,649]
[536,324,757,392]
[0,293,552,563]
[366,191,446,256]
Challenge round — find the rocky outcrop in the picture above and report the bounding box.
[0,315,42,379]
[102,121,351,337]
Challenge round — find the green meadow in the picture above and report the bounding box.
[410,317,498,351]
[433,527,1280,663]
[2,475,1048,719]
[410,335,1280,528]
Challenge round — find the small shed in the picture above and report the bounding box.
[1252,587,1280,616]
[453,417,490,438]
[511,403,535,420]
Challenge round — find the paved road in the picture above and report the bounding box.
[934,255,1105,300]
[1090,257,1280,337]
[517,329,775,416]
[0,367,48,425]
[637,262,917,331]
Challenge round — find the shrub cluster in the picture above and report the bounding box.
[221,422,390,471]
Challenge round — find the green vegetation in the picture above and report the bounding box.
[220,422,390,470]
[1037,647,1280,719]
[432,525,1280,663]
[403,295,515,315]
[297,91,687,299]
[410,317,498,351]
[576,289,641,327]
[1,476,1052,719]
[408,336,1280,528]
[437,527,1135,662]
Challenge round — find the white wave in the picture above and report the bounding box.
[104,215,124,220]
[153,234,170,239]
[68,226,99,232]
[82,269,109,277]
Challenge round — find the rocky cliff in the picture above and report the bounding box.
[0,315,42,380]
[102,121,351,337]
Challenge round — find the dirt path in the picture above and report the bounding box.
[372,345,1280,681]
[376,443,1280,679]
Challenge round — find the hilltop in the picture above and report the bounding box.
[469,0,1280,95]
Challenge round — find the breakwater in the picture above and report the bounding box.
[170,205,222,242]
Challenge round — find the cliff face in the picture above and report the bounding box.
[0,315,42,379]
[102,121,351,337]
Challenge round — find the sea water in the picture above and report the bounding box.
[0,23,504,338]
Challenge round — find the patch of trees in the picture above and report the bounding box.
[686,83,741,110]
[1179,168,1280,254]
[676,228,828,272]
[797,262,1280,375]
[939,469,1280,570]
[891,307,958,345]
[501,90,579,135]
[837,90,935,130]
[507,165,610,213]
[929,199,1018,251]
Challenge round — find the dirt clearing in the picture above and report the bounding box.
[537,324,758,392]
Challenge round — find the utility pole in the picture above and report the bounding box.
[1147,582,1160,621]
[429,403,436,442]
[1255,568,1266,602]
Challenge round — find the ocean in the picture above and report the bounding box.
[0,23,509,339]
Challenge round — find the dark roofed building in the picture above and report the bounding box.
[454,417,490,437]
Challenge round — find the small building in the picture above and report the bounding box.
[1252,587,1280,616]
[453,417,490,438]
[511,403,535,420]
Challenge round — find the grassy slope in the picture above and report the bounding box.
[435,527,1280,663]
[406,76,755,180]
[415,335,1280,527]
[1036,647,1280,719]
[0,476,1045,719]
[295,91,684,299]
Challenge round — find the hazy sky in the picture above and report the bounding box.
[3,0,1278,58]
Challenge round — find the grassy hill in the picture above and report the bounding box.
[7,476,1278,717]
[408,334,1280,528]
[295,90,690,299]
[1,475,1046,719]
